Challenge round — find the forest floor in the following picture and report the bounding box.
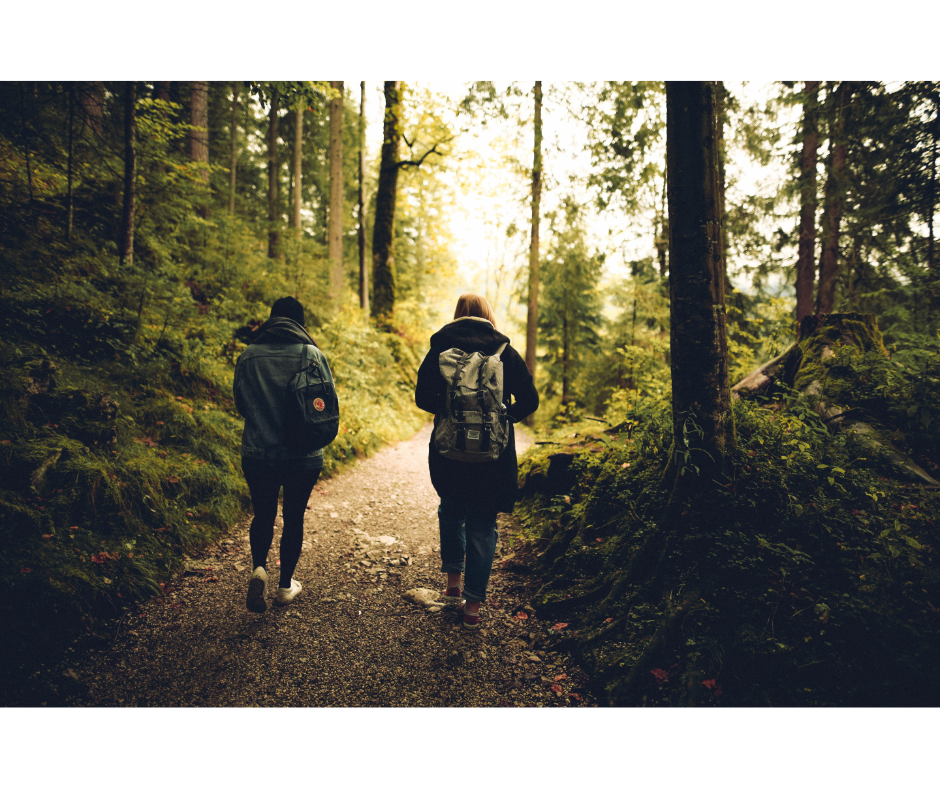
[13,423,597,708]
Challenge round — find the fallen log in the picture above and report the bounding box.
[732,312,940,488]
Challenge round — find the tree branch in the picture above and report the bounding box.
[395,138,453,171]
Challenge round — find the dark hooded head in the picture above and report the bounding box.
[269,296,305,327]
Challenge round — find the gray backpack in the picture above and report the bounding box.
[433,342,510,462]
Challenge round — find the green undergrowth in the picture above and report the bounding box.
[515,379,940,706]
[0,278,423,678]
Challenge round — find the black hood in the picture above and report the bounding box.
[429,317,510,355]
[250,317,319,347]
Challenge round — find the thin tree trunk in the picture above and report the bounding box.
[562,313,569,403]
[929,94,938,316]
[796,81,821,321]
[291,105,303,230]
[77,81,104,139]
[189,81,209,182]
[20,84,33,204]
[665,81,734,491]
[328,81,345,301]
[153,82,170,103]
[717,81,731,295]
[229,82,239,215]
[358,81,368,312]
[816,81,852,315]
[655,177,668,277]
[189,81,209,220]
[371,81,402,322]
[66,85,74,242]
[525,81,543,426]
[267,90,281,259]
[120,82,137,266]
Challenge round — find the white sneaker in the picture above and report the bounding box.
[275,578,302,606]
[246,567,268,613]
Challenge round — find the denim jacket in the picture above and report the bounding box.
[233,318,334,467]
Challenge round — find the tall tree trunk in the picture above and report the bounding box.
[371,81,402,322]
[816,81,852,315]
[120,82,137,266]
[189,81,209,219]
[716,81,731,295]
[358,81,368,312]
[291,105,303,230]
[654,178,668,277]
[229,82,239,215]
[796,81,821,321]
[329,81,345,301]
[267,90,281,259]
[77,81,104,139]
[665,81,734,492]
[66,85,74,242]
[561,313,569,403]
[189,81,209,181]
[153,81,170,103]
[525,81,543,426]
[20,84,33,204]
[929,94,938,317]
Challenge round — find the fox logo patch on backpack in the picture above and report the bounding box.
[433,342,509,462]
[282,344,339,453]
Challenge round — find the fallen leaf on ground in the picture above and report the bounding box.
[554,673,567,681]
[552,622,569,630]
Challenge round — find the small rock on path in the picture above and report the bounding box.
[51,423,596,708]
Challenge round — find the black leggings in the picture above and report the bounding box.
[242,459,320,588]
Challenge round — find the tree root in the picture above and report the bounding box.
[535,578,613,618]
[611,586,702,706]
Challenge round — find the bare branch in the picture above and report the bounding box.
[395,137,454,171]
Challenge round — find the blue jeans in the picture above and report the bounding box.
[438,496,498,603]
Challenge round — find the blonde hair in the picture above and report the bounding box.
[453,293,497,328]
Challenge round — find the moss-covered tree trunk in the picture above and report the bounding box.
[665,81,735,492]
[371,81,401,323]
[328,81,344,302]
[796,80,821,321]
[119,82,136,267]
[525,81,543,426]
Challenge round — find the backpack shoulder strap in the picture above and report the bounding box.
[493,342,508,359]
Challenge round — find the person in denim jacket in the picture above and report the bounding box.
[234,296,334,613]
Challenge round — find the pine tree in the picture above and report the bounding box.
[537,200,603,406]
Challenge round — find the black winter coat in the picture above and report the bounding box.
[415,317,539,513]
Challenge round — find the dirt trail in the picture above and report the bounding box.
[48,423,596,707]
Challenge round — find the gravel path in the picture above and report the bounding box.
[47,423,596,708]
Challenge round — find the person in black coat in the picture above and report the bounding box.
[415,293,539,629]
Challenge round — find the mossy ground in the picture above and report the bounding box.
[0,288,424,682]
[512,384,940,705]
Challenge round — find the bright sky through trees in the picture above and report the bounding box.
[357,81,804,326]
